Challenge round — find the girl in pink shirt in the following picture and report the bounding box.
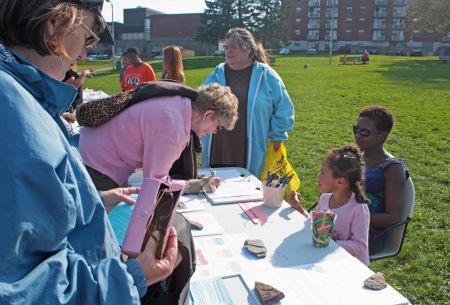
[290,146,370,265]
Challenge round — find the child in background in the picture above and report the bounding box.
[290,145,370,265]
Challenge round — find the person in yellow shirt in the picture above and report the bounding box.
[120,47,155,91]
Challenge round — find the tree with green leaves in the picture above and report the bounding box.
[407,0,450,34]
[196,0,290,48]
[196,0,256,45]
[253,0,291,48]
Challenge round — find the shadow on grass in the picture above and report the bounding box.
[375,59,450,86]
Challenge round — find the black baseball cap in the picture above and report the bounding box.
[125,47,141,56]
[66,0,114,45]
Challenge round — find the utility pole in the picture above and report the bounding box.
[328,0,335,65]
[106,0,115,70]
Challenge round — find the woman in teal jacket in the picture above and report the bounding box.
[201,28,294,177]
[0,1,178,304]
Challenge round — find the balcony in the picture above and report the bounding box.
[374,11,387,18]
[392,23,406,30]
[373,23,386,29]
[393,11,406,17]
[372,34,386,41]
[308,12,321,18]
[325,21,338,29]
[326,0,339,6]
[309,1,320,7]
[307,34,320,40]
[393,0,407,6]
[391,35,405,41]
[308,23,321,30]
[326,11,338,18]
[375,0,387,5]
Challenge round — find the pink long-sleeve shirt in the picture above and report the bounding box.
[316,192,370,265]
[79,96,191,186]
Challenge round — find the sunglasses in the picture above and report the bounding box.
[352,124,383,137]
[80,22,100,49]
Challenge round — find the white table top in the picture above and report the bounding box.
[192,167,410,305]
[126,167,410,305]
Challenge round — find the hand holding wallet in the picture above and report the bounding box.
[122,178,185,259]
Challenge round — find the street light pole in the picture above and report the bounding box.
[328,0,335,65]
[106,0,115,70]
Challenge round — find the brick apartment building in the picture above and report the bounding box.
[93,7,212,58]
[286,0,449,54]
[92,3,448,57]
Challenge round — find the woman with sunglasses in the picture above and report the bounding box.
[0,1,181,304]
[353,106,409,254]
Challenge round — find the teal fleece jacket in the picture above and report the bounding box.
[201,61,295,177]
[0,46,145,304]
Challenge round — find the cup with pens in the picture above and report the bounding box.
[262,172,293,208]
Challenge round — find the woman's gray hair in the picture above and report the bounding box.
[225,28,268,64]
[194,83,238,130]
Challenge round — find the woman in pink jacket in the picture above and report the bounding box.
[79,83,238,190]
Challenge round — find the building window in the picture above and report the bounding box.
[296,7,302,13]
[359,29,365,33]
[295,29,301,36]
[346,6,352,12]
[346,29,352,33]
[413,29,420,34]
[295,18,301,24]
[426,29,434,34]
[360,5,367,10]
[346,18,352,23]
[121,32,145,40]
[359,17,366,22]
[145,18,151,41]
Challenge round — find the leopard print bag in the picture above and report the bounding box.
[76,80,198,127]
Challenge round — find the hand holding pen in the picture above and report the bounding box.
[209,167,221,191]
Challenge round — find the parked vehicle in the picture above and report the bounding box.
[279,48,290,55]
[410,49,423,56]
[213,50,224,56]
[86,54,109,61]
[306,48,318,55]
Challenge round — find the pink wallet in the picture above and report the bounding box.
[122,178,185,258]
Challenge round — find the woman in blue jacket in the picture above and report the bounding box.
[201,28,295,177]
[0,1,178,304]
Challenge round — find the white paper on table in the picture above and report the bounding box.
[241,258,411,305]
[192,233,273,280]
[198,168,243,181]
[82,88,109,102]
[190,275,259,305]
[184,212,224,237]
[177,194,206,213]
[205,182,263,205]
[190,277,234,305]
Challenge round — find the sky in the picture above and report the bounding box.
[101,0,207,23]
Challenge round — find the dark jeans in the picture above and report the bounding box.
[85,165,119,191]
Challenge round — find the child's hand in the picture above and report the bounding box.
[288,191,309,218]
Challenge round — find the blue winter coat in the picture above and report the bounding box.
[0,50,145,304]
[201,62,295,177]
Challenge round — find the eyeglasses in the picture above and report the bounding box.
[80,22,100,49]
[352,124,382,137]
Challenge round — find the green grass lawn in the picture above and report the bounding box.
[79,55,449,305]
